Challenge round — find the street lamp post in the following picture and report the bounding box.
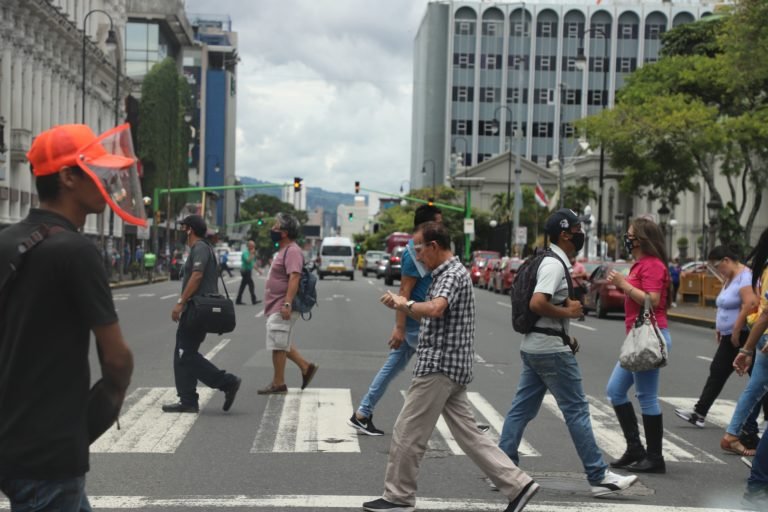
[492,106,516,257]
[614,212,624,261]
[657,202,671,257]
[583,204,592,258]
[575,27,609,259]
[557,84,566,209]
[399,179,410,194]
[707,197,722,253]
[421,159,436,198]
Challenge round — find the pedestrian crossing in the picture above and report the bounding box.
[92,385,746,464]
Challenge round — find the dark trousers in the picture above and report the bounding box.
[695,332,768,426]
[236,270,256,303]
[219,263,233,277]
[1,476,91,511]
[174,314,234,406]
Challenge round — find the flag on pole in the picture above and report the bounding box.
[534,182,549,208]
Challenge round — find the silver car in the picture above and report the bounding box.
[363,250,387,277]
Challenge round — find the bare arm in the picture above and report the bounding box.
[92,322,133,396]
[390,274,418,348]
[734,307,768,374]
[530,293,583,319]
[380,291,449,320]
[731,285,759,346]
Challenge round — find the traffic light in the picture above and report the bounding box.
[355,243,362,251]
[293,177,302,191]
[354,181,360,194]
[348,212,354,221]
[256,218,264,226]
[427,197,434,206]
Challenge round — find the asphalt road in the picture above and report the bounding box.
[4,271,760,511]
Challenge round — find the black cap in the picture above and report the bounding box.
[544,208,581,236]
[180,214,207,237]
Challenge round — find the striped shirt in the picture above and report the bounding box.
[414,256,476,385]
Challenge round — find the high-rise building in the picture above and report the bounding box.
[411,0,722,189]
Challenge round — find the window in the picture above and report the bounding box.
[562,56,578,71]
[617,57,637,73]
[563,88,580,105]
[480,87,498,102]
[452,120,473,135]
[506,87,528,104]
[533,122,553,138]
[483,54,500,69]
[125,21,162,77]
[646,23,665,40]
[454,53,475,69]
[564,22,584,39]
[452,86,473,102]
[508,54,529,70]
[592,57,609,73]
[536,56,555,71]
[481,120,497,136]
[537,22,556,38]
[483,22,500,36]
[456,21,474,35]
[513,22,530,37]
[535,88,555,104]
[590,23,611,37]
[477,153,493,163]
[588,90,605,106]
[562,123,576,138]
[619,23,638,39]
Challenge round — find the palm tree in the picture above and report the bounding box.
[491,192,512,222]
[562,184,597,213]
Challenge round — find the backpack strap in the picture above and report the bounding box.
[531,249,575,347]
[0,224,66,302]
[203,242,230,299]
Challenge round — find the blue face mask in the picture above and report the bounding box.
[270,230,283,243]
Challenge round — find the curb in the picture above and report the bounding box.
[109,276,170,289]
[668,313,715,329]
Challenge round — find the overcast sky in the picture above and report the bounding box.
[184,0,432,195]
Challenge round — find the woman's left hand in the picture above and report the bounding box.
[608,270,627,288]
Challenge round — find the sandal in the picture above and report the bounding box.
[720,436,756,456]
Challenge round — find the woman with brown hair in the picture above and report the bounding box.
[605,217,672,474]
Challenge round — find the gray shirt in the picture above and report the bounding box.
[520,244,572,354]
[182,240,219,296]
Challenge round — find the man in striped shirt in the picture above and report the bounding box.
[363,222,538,512]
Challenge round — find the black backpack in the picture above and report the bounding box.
[283,246,318,320]
[510,247,574,336]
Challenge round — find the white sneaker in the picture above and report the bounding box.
[591,470,639,497]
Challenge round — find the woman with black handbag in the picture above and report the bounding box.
[605,217,672,474]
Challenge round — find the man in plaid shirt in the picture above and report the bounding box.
[364,222,538,512]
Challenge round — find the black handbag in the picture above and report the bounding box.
[185,263,236,334]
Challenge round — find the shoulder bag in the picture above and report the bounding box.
[185,244,236,334]
[619,295,669,372]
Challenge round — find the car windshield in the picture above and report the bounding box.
[322,246,352,256]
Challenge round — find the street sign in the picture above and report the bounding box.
[463,218,475,235]
[515,226,527,245]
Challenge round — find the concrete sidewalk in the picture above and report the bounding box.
[109,275,169,289]
[668,302,716,329]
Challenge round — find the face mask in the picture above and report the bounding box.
[180,230,188,245]
[570,232,585,252]
[623,234,636,254]
[270,230,283,243]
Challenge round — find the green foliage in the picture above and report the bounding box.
[562,183,597,213]
[138,58,192,218]
[677,236,689,248]
[237,193,309,261]
[660,16,724,58]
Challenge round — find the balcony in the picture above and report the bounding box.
[10,128,31,164]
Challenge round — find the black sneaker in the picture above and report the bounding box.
[348,414,384,436]
[362,498,413,512]
[161,402,199,413]
[674,408,705,428]
[506,480,540,512]
[222,377,241,412]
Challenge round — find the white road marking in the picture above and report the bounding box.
[138,293,156,297]
[697,356,714,362]
[225,278,239,285]
[204,338,231,360]
[252,388,360,453]
[367,279,375,285]
[90,387,215,453]
[255,310,264,318]
[569,322,596,331]
[496,301,512,308]
[113,296,129,301]
[160,294,178,300]
[542,395,724,464]
[661,397,737,429]
[467,392,540,457]
[0,495,743,511]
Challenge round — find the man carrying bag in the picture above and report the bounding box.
[162,215,241,414]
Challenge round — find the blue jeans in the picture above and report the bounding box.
[499,350,607,484]
[0,476,92,512]
[357,329,418,418]
[606,328,672,415]
[727,335,768,437]
[749,418,768,491]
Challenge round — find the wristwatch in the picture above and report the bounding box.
[406,300,416,311]
[283,302,292,308]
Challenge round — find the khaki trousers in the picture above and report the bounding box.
[383,373,532,506]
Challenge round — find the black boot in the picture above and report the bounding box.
[628,414,666,474]
[611,402,646,468]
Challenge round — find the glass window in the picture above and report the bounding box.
[589,90,605,106]
[537,22,556,38]
[147,24,159,50]
[513,22,529,37]
[562,123,575,138]
[456,21,474,35]
[619,23,638,39]
[565,22,584,39]
[454,53,475,69]
[536,56,555,71]
[646,24,665,40]
[618,57,636,73]
[483,22,500,36]
[483,87,497,102]
[508,54,528,70]
[483,54,500,69]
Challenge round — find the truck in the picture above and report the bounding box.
[385,232,412,254]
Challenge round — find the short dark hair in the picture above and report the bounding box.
[414,204,442,229]
[417,221,450,250]
[35,166,84,202]
[708,244,742,262]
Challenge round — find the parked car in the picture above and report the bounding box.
[478,258,501,289]
[384,246,407,285]
[583,262,632,318]
[469,251,501,285]
[494,258,524,294]
[169,251,184,280]
[363,250,388,277]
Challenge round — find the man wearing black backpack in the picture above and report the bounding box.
[498,208,639,497]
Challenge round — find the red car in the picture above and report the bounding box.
[479,258,501,289]
[494,258,524,294]
[583,263,632,318]
[470,251,501,285]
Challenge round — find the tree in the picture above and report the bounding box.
[562,183,597,213]
[237,193,308,261]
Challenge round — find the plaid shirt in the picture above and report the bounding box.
[414,256,476,385]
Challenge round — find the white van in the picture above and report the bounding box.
[318,237,355,280]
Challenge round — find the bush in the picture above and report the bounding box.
[677,236,689,248]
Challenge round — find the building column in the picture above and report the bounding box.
[0,42,13,224]
[42,59,53,130]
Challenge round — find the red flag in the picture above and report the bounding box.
[535,182,548,208]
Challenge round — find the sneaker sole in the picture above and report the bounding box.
[362,505,413,512]
[674,409,705,428]
[741,456,753,469]
[510,482,540,512]
[591,475,639,497]
[346,419,385,436]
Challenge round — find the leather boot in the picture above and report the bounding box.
[611,402,646,468]
[628,414,666,473]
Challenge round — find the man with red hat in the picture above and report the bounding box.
[0,124,140,510]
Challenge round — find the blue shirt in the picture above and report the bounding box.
[715,268,752,335]
[401,240,432,335]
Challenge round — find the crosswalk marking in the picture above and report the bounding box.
[0,495,747,511]
[661,397,737,429]
[160,293,178,300]
[91,387,215,453]
[251,388,360,453]
[542,395,724,464]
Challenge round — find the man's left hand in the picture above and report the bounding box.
[172,303,183,322]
